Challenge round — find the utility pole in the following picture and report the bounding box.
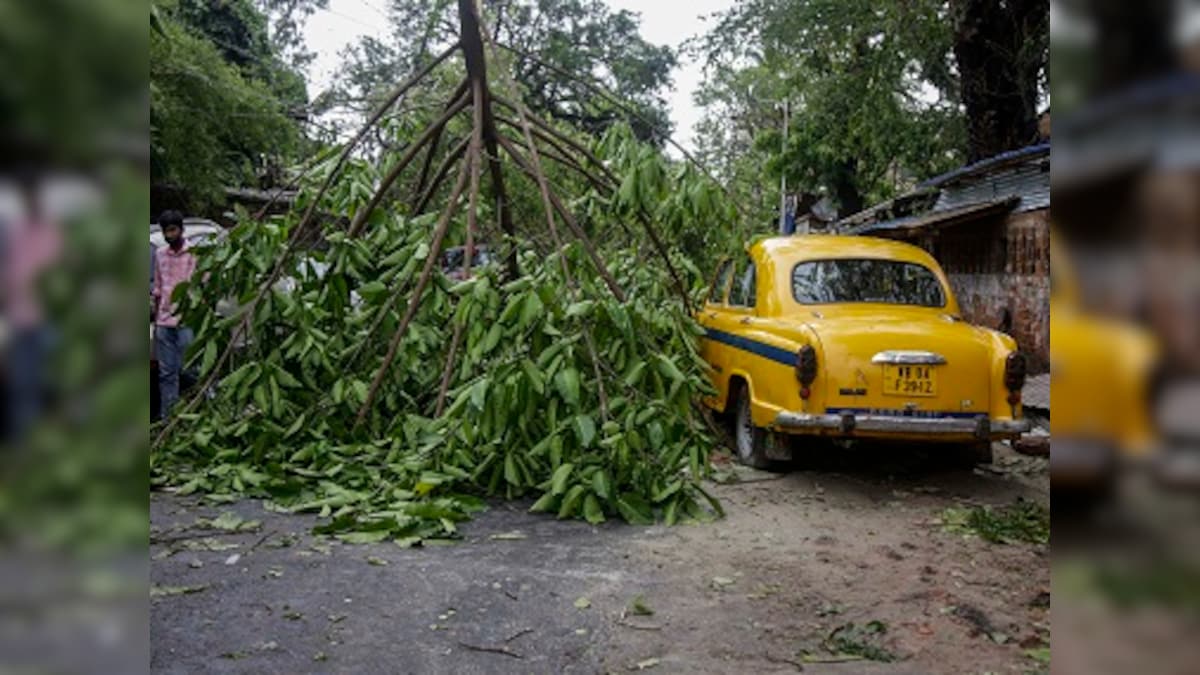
[778,99,789,234]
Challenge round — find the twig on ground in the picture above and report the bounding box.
[764,653,806,670]
[248,529,278,552]
[504,627,534,643]
[457,642,524,659]
[617,608,664,631]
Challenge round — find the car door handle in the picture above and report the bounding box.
[739,316,752,325]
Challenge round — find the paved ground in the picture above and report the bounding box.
[1023,374,1050,411]
[151,443,1049,674]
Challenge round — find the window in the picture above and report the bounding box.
[791,258,946,307]
[709,259,733,303]
[729,258,756,308]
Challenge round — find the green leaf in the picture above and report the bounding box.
[358,281,387,301]
[565,300,594,318]
[654,354,685,382]
[519,291,544,329]
[480,323,502,354]
[554,368,581,408]
[199,340,217,374]
[616,493,654,525]
[470,378,489,410]
[583,494,605,524]
[572,414,596,448]
[529,492,559,513]
[550,463,574,495]
[504,454,521,486]
[558,484,586,519]
[336,530,391,544]
[520,359,545,394]
[591,470,612,501]
[274,367,301,388]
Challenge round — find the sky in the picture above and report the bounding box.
[302,0,738,152]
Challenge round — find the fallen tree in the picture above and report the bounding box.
[151,0,737,543]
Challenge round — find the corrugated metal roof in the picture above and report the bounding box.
[933,159,1050,214]
[920,143,1050,189]
[847,197,1019,235]
[835,144,1049,233]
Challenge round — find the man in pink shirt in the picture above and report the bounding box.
[2,177,62,441]
[152,210,198,420]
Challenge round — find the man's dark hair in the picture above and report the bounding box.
[159,210,184,230]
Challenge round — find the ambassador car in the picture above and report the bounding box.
[698,235,1030,468]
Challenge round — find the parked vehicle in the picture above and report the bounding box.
[441,244,494,280]
[698,235,1030,468]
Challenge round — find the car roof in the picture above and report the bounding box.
[749,234,939,266]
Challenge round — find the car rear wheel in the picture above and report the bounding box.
[953,441,994,468]
[731,384,785,471]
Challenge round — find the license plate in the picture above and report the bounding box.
[883,364,937,397]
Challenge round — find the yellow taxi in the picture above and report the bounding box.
[698,235,1030,468]
[1048,233,1163,498]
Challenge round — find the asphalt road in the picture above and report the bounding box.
[151,444,1050,674]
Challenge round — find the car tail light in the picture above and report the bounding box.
[795,344,817,397]
[1004,352,1027,392]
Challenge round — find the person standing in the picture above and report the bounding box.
[151,210,197,421]
[2,175,62,442]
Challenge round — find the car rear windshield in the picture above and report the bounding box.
[791,258,946,307]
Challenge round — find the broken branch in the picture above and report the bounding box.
[346,92,471,238]
[154,42,460,449]
[353,150,472,428]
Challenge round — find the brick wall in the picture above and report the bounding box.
[905,209,1050,371]
[940,210,1050,371]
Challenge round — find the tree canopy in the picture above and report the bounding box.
[693,0,1047,220]
[150,0,314,208]
[323,0,676,145]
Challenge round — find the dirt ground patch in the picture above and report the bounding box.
[151,443,1049,674]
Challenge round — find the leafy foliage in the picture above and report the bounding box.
[152,129,731,542]
[325,0,675,144]
[0,0,146,165]
[0,172,149,553]
[942,499,1049,545]
[821,620,896,663]
[150,0,308,208]
[693,0,966,217]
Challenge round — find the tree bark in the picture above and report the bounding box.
[459,0,519,279]
[952,0,1048,162]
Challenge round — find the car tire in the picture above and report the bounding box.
[730,383,785,471]
[953,441,994,468]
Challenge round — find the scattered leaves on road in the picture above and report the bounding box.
[197,512,261,532]
[183,537,240,552]
[629,594,654,616]
[941,498,1049,545]
[817,620,896,663]
[574,596,592,609]
[150,584,208,598]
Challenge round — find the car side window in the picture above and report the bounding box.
[708,259,733,304]
[729,257,756,308]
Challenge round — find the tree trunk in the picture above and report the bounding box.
[1086,0,1175,94]
[831,158,863,218]
[952,0,1048,162]
[458,0,519,279]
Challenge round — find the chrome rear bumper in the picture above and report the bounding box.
[773,411,1031,440]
